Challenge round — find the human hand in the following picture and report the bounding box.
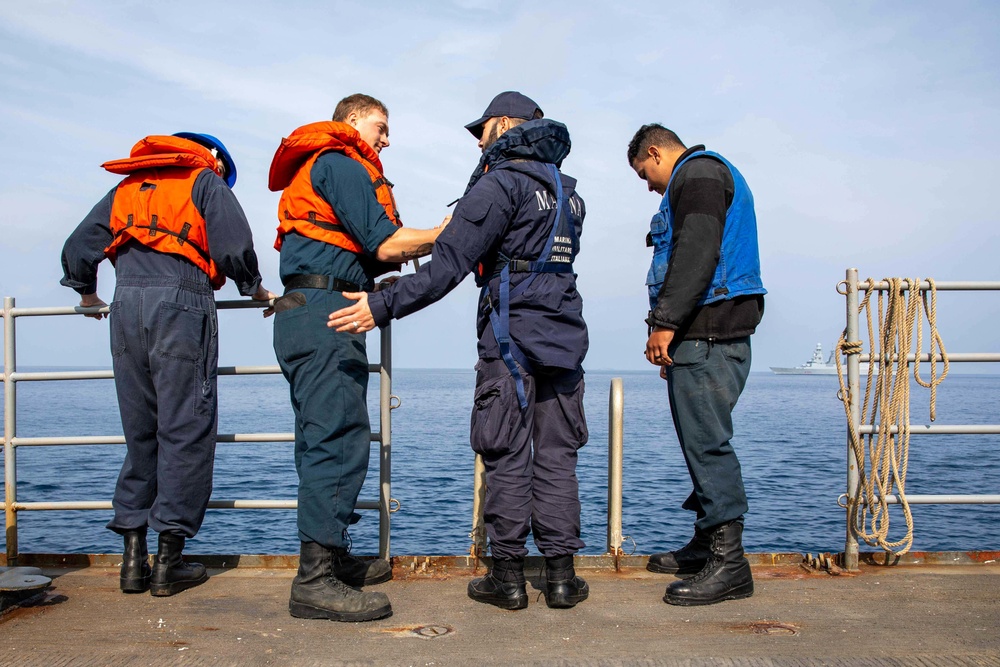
[438,214,452,230]
[79,293,108,320]
[645,327,675,366]
[328,292,374,333]
[253,285,277,318]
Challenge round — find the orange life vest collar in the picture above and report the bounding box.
[269,121,402,257]
[102,135,224,179]
[102,136,226,290]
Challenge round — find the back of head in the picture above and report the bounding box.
[332,94,388,122]
[627,124,685,166]
[173,132,238,187]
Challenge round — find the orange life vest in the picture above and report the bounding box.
[268,121,402,255]
[102,135,226,290]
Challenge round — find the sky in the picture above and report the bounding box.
[1,0,999,372]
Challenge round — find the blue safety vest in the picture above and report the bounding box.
[646,150,766,311]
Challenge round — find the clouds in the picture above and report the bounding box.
[2,1,999,370]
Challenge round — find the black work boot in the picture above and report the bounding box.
[664,520,754,606]
[120,528,151,593]
[289,542,392,622]
[332,547,392,586]
[468,557,528,610]
[647,525,712,574]
[544,555,589,609]
[150,532,208,597]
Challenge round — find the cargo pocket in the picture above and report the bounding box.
[469,374,519,457]
[152,301,206,363]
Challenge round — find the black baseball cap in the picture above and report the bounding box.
[464,91,544,139]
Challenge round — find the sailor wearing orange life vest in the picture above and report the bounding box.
[269,94,447,623]
[60,132,275,597]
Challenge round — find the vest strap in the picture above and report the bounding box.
[485,163,570,410]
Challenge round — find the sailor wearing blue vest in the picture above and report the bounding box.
[329,92,590,611]
[627,124,766,606]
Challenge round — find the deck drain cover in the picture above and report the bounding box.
[412,625,453,639]
[748,621,798,636]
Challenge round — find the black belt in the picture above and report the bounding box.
[283,274,361,293]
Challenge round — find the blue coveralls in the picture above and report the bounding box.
[60,170,263,537]
[369,120,590,560]
[272,151,399,550]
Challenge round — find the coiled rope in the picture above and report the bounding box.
[835,277,949,556]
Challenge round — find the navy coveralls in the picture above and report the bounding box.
[369,120,590,560]
[60,170,263,538]
[272,152,399,550]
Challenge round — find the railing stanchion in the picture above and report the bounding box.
[471,454,487,566]
[3,296,18,564]
[378,324,392,562]
[607,377,624,570]
[844,269,861,571]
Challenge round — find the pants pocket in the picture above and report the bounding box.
[152,301,206,363]
[469,373,519,457]
[273,304,315,364]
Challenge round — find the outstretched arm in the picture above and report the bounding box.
[374,215,449,262]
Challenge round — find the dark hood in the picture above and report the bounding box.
[463,119,572,195]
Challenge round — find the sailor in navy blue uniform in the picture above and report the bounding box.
[329,92,590,610]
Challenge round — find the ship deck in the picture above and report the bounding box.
[1,554,999,666]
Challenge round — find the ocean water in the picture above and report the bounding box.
[2,368,999,557]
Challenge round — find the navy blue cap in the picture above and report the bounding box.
[173,132,237,188]
[464,91,543,139]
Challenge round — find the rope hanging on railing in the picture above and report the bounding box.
[835,277,949,556]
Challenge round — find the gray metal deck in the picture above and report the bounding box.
[1,558,998,666]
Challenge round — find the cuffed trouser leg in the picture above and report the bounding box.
[665,337,752,531]
[107,282,218,538]
[470,359,586,560]
[274,290,370,550]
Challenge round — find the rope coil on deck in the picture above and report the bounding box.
[835,277,949,557]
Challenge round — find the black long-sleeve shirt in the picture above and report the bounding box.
[648,145,763,340]
[61,169,263,296]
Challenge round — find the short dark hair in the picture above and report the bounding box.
[627,124,685,165]
[332,94,388,122]
[506,109,544,130]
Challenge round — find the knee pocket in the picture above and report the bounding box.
[470,374,521,457]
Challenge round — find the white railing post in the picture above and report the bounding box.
[607,378,624,568]
[3,296,18,564]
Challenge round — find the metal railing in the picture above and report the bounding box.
[841,269,1000,570]
[1,295,395,565]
